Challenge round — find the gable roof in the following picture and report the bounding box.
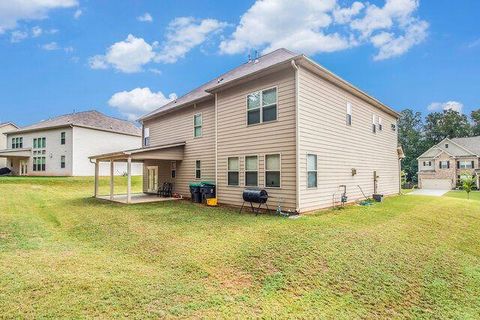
[418,136,480,159]
[451,136,480,155]
[8,111,141,136]
[0,122,18,129]
[139,48,398,121]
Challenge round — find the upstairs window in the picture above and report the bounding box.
[346,102,352,126]
[247,87,277,125]
[227,157,239,186]
[195,160,201,179]
[33,137,46,149]
[193,113,202,138]
[307,154,317,188]
[378,117,383,131]
[61,132,66,145]
[143,128,150,146]
[265,154,281,188]
[12,137,23,149]
[372,115,377,133]
[445,143,449,149]
[439,161,450,169]
[245,156,258,186]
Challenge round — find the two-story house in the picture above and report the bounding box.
[0,122,19,169]
[90,48,402,212]
[418,137,480,189]
[0,111,142,176]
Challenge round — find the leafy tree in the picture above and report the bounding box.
[471,109,480,136]
[461,174,476,200]
[424,109,471,145]
[398,109,426,183]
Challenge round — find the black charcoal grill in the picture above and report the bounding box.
[240,189,269,214]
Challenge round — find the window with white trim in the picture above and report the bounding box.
[265,154,281,188]
[195,160,201,179]
[60,155,66,169]
[143,127,150,146]
[194,113,202,137]
[227,157,239,186]
[439,161,449,169]
[61,132,66,145]
[372,114,376,133]
[247,87,277,125]
[245,156,258,186]
[346,102,352,126]
[33,156,46,171]
[307,154,317,188]
[11,137,23,149]
[378,117,383,131]
[458,160,473,169]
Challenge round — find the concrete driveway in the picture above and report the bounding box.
[408,189,449,197]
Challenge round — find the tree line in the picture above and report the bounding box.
[398,109,480,183]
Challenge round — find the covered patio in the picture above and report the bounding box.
[89,142,185,204]
[0,148,31,175]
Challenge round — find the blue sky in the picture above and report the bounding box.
[0,0,479,126]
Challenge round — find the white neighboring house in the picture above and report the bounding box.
[0,111,142,176]
[0,122,19,168]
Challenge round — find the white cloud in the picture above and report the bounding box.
[428,101,464,113]
[64,46,74,53]
[137,13,153,23]
[31,26,42,37]
[0,0,77,33]
[108,87,177,120]
[41,42,60,50]
[74,9,82,19]
[156,17,227,63]
[10,30,28,43]
[89,34,155,73]
[333,2,365,24]
[149,68,162,75]
[220,0,428,60]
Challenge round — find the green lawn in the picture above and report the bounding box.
[1,177,480,319]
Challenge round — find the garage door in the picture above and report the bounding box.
[421,178,451,190]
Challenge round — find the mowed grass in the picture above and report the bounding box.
[1,177,480,319]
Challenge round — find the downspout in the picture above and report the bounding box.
[215,93,218,187]
[291,60,300,213]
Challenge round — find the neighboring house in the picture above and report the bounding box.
[418,136,480,189]
[0,122,19,168]
[0,111,142,176]
[90,48,402,212]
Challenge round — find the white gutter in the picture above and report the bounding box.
[291,60,300,213]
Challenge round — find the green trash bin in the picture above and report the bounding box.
[189,182,203,203]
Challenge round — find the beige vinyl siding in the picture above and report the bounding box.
[142,99,215,196]
[298,66,399,212]
[216,68,297,210]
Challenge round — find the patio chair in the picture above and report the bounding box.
[157,182,173,197]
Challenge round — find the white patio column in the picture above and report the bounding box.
[110,160,114,200]
[127,156,132,204]
[94,160,99,197]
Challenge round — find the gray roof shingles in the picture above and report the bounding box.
[12,110,141,136]
[140,48,298,120]
[451,136,480,156]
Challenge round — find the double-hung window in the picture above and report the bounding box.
[245,156,258,186]
[60,156,66,169]
[247,87,277,125]
[265,154,281,188]
[61,132,66,145]
[33,157,46,172]
[372,115,377,133]
[12,137,23,149]
[378,117,383,131]
[195,160,201,179]
[143,128,150,146]
[194,113,202,137]
[227,157,239,186]
[458,161,473,169]
[439,161,449,169]
[307,154,317,188]
[346,102,352,126]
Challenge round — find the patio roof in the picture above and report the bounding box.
[89,142,186,162]
[0,148,31,158]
